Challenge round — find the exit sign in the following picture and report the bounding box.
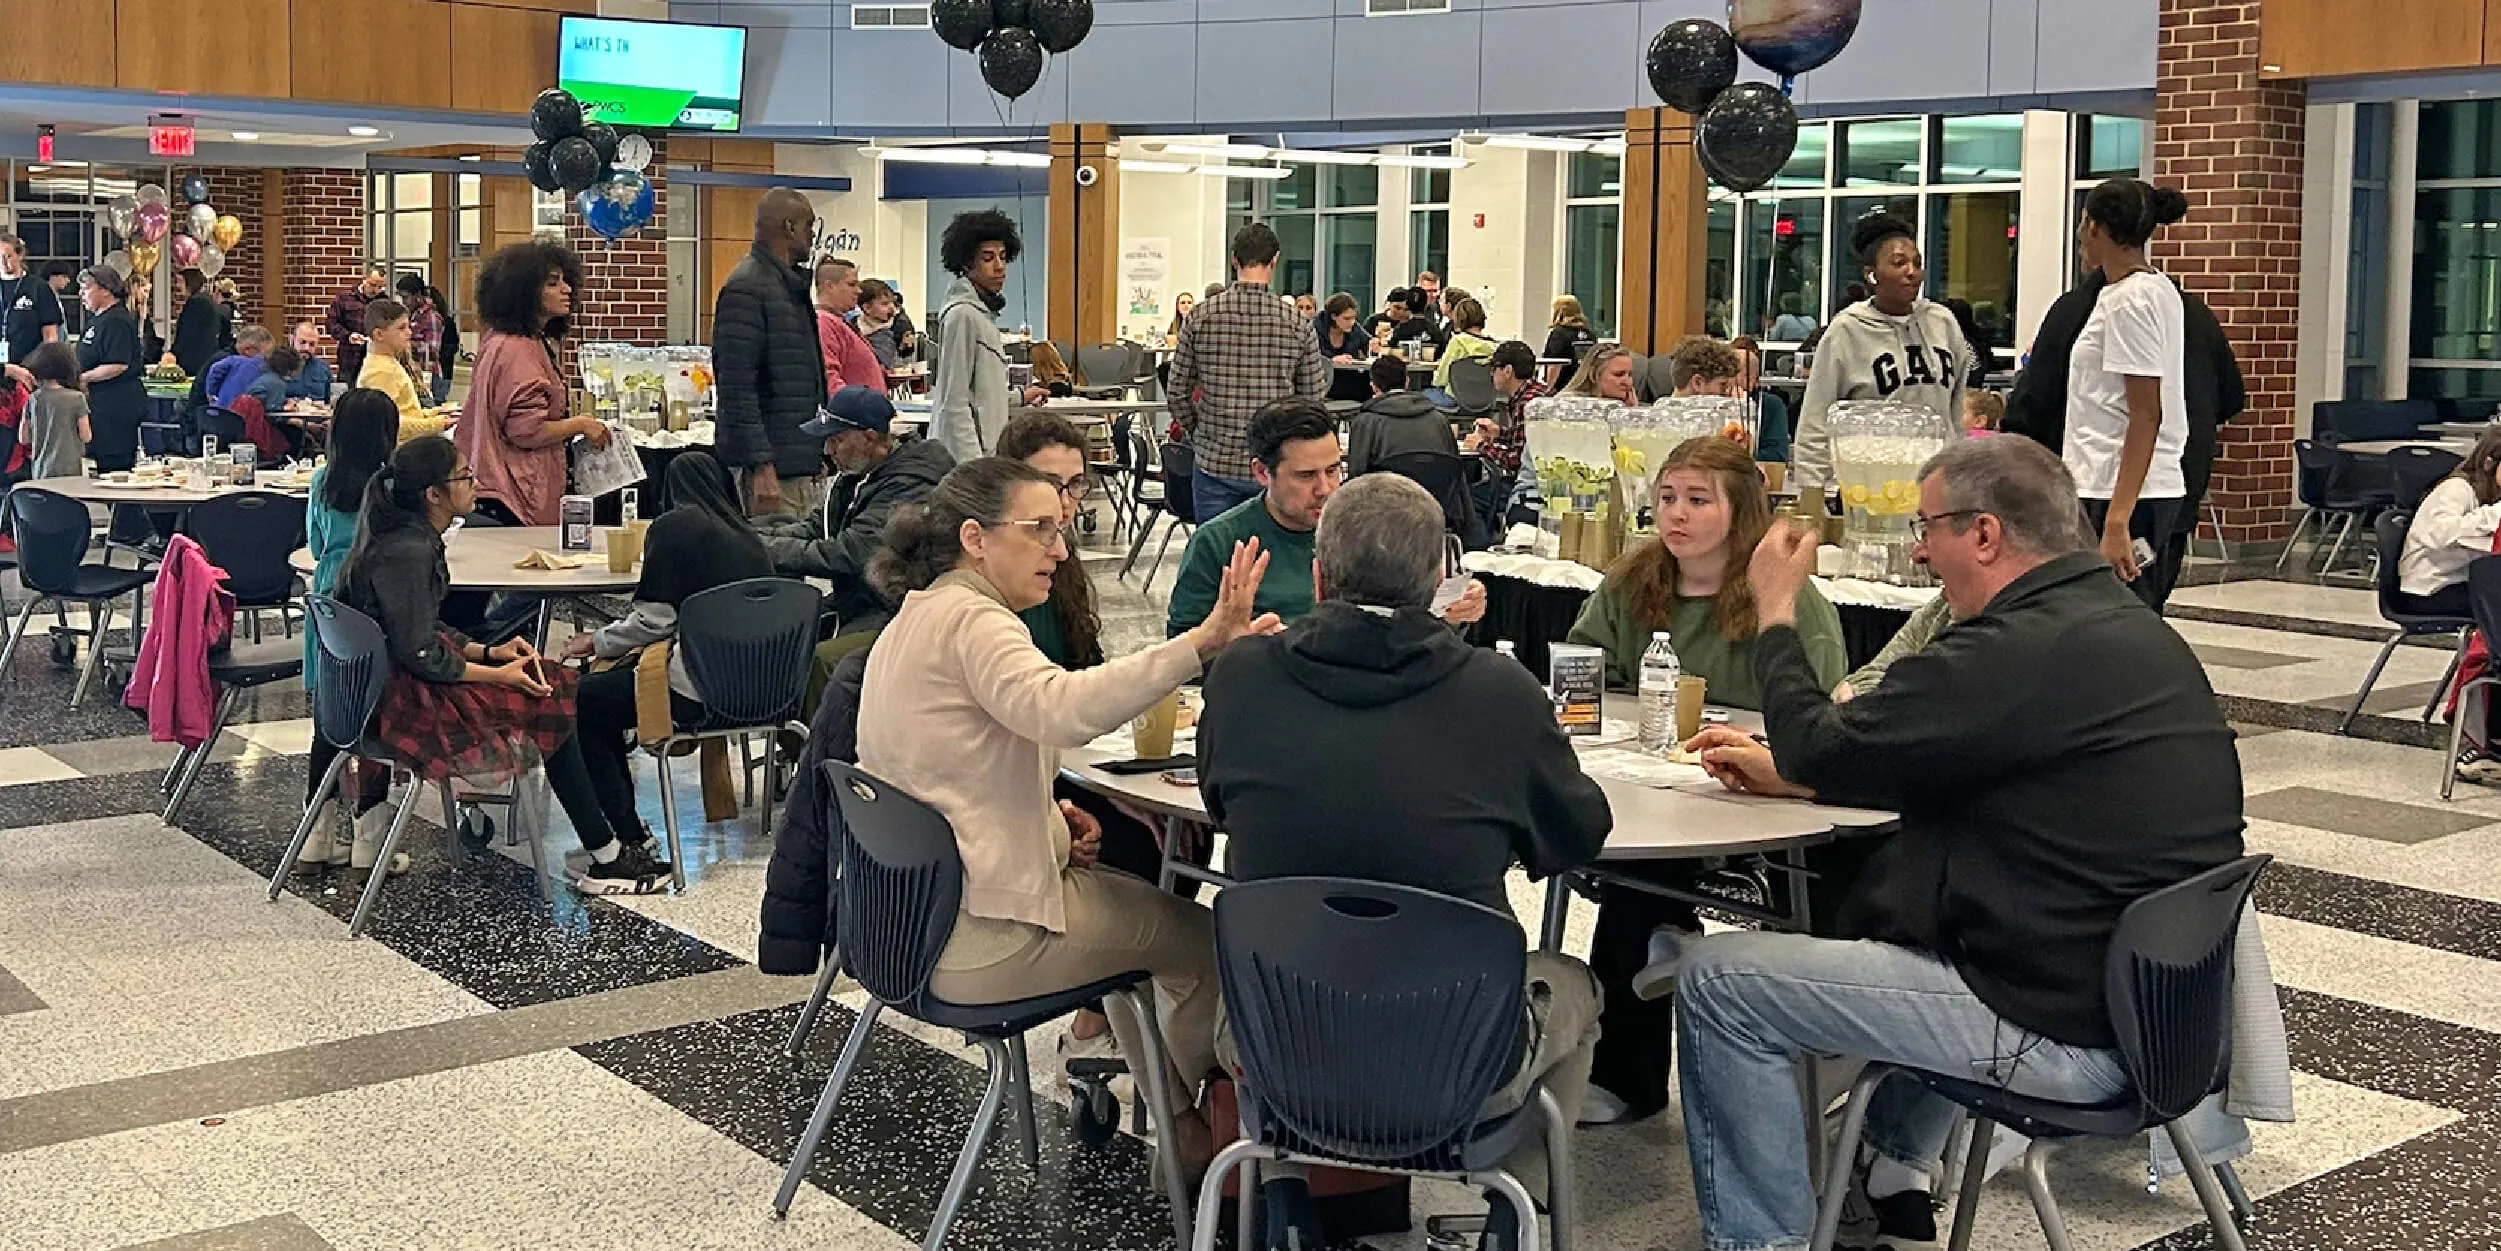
[148,123,194,158]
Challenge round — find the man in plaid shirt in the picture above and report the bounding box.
[1467,339,1545,533]
[1168,222,1327,518]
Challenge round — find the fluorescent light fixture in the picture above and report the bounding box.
[1199,165,1291,180]
[457,153,481,162]
[347,125,380,138]
[985,151,1052,168]
[1273,148,1373,166]
[1477,133,1590,152]
[1118,159,1194,174]
[229,131,260,142]
[1374,153,1468,170]
[1163,142,1271,160]
[1589,139,1627,156]
[876,147,988,165]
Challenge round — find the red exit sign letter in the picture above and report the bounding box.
[149,123,194,158]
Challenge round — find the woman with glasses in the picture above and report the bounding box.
[856,455,1282,1177]
[335,436,674,894]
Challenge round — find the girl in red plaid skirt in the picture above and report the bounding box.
[334,436,673,895]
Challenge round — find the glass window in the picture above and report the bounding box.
[1706,200,1736,338]
[1564,202,1619,338]
[1838,118,1921,187]
[2411,186,2501,361]
[1831,195,1918,306]
[1225,180,1254,216]
[1774,122,1830,190]
[1410,145,1451,205]
[1568,152,1622,200]
[1743,198,1823,338]
[2409,367,2501,402]
[1326,165,1379,209]
[1926,191,2018,356]
[1410,209,1449,288]
[1272,214,1316,299]
[1323,214,1377,314]
[393,172,432,211]
[1268,165,1318,212]
[2418,100,2501,181]
[2078,115,2146,181]
[1931,114,2023,184]
[2346,102,2391,399]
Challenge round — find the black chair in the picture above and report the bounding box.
[2342,510,2474,735]
[1377,449,1490,552]
[2443,555,2501,799]
[2304,441,2393,577]
[1446,357,1499,419]
[773,762,1195,1248]
[0,487,152,708]
[159,639,303,824]
[1807,856,2272,1251]
[186,490,308,642]
[1096,414,1148,540]
[2275,439,2336,573]
[2387,445,2464,512]
[1193,878,1574,1251]
[197,405,248,453]
[1122,438,1199,590]
[1073,343,1135,399]
[649,577,822,891]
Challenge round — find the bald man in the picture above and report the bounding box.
[712,187,829,518]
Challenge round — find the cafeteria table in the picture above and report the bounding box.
[21,470,315,509]
[291,523,639,648]
[2339,436,2474,457]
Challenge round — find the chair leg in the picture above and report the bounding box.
[785,954,843,1061]
[2272,510,2312,573]
[2016,1139,2078,1251]
[1110,987,1196,1251]
[1943,1115,1995,1251]
[68,600,111,709]
[656,744,686,892]
[162,686,239,823]
[1537,1087,1578,1251]
[2321,512,2358,577]
[346,779,424,938]
[1934,1108,1975,1215]
[2164,1121,2251,1251]
[1005,1032,1041,1170]
[160,742,195,795]
[739,733,757,807]
[2444,677,2476,800]
[922,1036,1015,1251]
[2428,630,2471,722]
[774,999,885,1217]
[1143,523,1182,592]
[1479,1169,1543,1251]
[1808,1067,1887,1251]
[269,749,349,901]
[1120,511,1161,578]
[441,782,459,837]
[2214,1158,2255,1224]
[1191,1140,1271,1251]
[2339,628,2406,735]
[0,594,44,679]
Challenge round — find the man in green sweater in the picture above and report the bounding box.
[1167,397,1489,637]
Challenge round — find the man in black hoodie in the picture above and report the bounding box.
[757,386,953,639]
[1667,436,2243,1251]
[1199,473,1612,1246]
[1346,353,1459,475]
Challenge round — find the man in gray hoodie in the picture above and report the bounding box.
[928,209,1045,460]
[1790,214,1971,498]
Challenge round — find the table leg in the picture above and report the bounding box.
[1539,874,1572,953]
[531,598,555,651]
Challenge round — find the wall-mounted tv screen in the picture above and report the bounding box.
[558,16,748,133]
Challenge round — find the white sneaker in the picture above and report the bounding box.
[349,804,410,876]
[1576,1084,1631,1126]
[1631,924,1705,1001]
[1057,1026,1120,1063]
[2458,753,2501,786]
[292,800,351,871]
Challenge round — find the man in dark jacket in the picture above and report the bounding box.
[324,263,387,386]
[2005,272,2245,606]
[712,188,829,519]
[1198,473,1611,1241]
[1345,353,1458,475]
[757,386,953,635]
[1669,436,2244,1251]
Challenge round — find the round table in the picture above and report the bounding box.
[1471,567,1921,676]
[21,472,314,508]
[290,524,641,645]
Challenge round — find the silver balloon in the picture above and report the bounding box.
[197,244,226,279]
[186,202,218,238]
[107,196,138,236]
[102,249,131,279]
[615,133,653,173]
[135,183,168,208]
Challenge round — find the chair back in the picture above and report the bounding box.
[2470,555,2501,654]
[2291,439,2333,510]
[677,577,824,728]
[1375,450,1486,550]
[2102,856,2270,1124]
[301,594,390,753]
[1641,354,1680,403]
[1158,439,1201,525]
[822,761,963,1006]
[2389,446,2464,511]
[1075,343,1132,391]
[1447,358,1498,412]
[1214,878,1527,1166]
[7,487,95,597]
[2373,511,2433,621]
[186,491,307,607]
[198,405,247,449]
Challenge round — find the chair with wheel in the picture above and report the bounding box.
[1807,855,2270,1251]
[0,486,152,708]
[773,761,1197,1250]
[644,577,822,892]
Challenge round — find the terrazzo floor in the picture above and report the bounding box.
[4,537,2500,1251]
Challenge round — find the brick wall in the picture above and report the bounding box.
[176,168,270,329]
[565,138,669,348]
[2150,0,2304,544]
[280,170,368,367]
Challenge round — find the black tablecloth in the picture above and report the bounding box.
[1475,571,1913,678]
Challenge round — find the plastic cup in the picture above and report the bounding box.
[1132,690,1181,759]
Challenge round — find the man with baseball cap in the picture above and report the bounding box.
[756,385,955,640]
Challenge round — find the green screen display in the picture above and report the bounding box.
[558,16,747,133]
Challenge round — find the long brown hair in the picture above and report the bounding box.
[993,414,1104,668]
[2452,425,2501,507]
[1606,436,1773,641]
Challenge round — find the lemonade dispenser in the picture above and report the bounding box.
[1828,399,1956,585]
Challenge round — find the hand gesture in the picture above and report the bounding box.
[486,655,552,697]
[1439,580,1487,626]
[576,418,612,449]
[1685,725,1813,799]
[2099,521,2140,583]
[487,636,539,666]
[1746,519,1819,630]
[560,633,597,662]
[1061,800,1103,868]
[1189,538,1284,660]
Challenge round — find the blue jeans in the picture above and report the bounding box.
[1676,931,2130,1251]
[1189,468,1260,521]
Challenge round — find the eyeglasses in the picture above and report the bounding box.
[443,473,476,487]
[993,518,1068,549]
[1050,474,1091,502]
[1910,509,1983,542]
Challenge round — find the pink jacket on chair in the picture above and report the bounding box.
[125,534,234,748]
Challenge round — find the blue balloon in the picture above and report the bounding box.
[1729,0,1861,80]
[578,171,656,241]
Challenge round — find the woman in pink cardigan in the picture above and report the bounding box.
[457,240,611,526]
[857,456,1279,1175]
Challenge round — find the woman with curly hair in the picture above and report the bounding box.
[929,208,1046,461]
[457,238,612,526]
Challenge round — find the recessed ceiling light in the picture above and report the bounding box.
[230,131,259,142]
[348,125,380,138]
[457,154,481,162]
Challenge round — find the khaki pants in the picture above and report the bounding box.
[929,865,1218,1114]
[744,468,828,521]
[1216,950,1599,1203]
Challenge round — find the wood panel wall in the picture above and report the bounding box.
[450,3,566,115]
[2258,0,2485,78]
[0,0,115,87]
[1048,124,1122,349]
[1616,108,1709,357]
[294,0,454,109]
[119,0,293,98]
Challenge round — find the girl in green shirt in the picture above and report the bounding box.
[1563,434,1850,1125]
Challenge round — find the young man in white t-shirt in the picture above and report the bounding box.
[2062,178,2192,609]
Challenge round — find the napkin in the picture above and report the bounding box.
[514,551,597,571]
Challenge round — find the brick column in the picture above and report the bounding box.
[2151,0,2305,544]
[279,169,368,365]
[173,168,272,327]
[566,138,670,347]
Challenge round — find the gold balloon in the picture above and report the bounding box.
[127,241,160,278]
[210,214,243,252]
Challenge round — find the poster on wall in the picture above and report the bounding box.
[1124,237,1168,328]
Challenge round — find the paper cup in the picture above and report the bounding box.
[1676,674,1707,743]
[1763,462,1787,494]
[1132,690,1181,759]
[603,526,639,574]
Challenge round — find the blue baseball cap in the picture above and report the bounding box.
[800,385,895,437]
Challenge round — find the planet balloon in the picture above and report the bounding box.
[577,171,656,241]
[211,214,244,252]
[1729,0,1863,80]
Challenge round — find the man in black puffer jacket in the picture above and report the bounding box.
[712,188,828,521]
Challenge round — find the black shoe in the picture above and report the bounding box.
[575,841,673,895]
[1258,1175,1323,1251]
[1872,1189,1938,1244]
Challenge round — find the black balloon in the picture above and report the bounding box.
[1696,82,1799,194]
[531,88,585,142]
[550,135,604,194]
[524,142,562,193]
[179,173,211,204]
[582,122,621,169]
[932,0,992,50]
[1646,19,1739,114]
[993,0,1030,28]
[980,26,1044,99]
[1028,0,1092,53]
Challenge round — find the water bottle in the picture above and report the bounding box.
[1494,640,1519,664]
[1638,631,1682,756]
